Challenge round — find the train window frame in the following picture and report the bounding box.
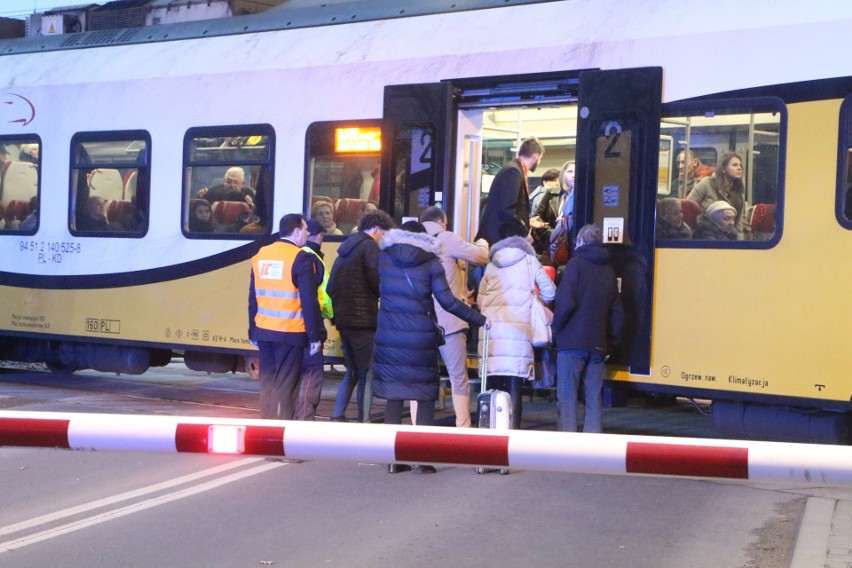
[836,96,852,229]
[304,120,382,240]
[0,134,41,235]
[69,130,150,238]
[182,124,275,240]
[657,97,786,250]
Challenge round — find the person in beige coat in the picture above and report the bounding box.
[410,206,490,427]
[478,219,556,428]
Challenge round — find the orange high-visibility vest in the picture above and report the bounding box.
[251,241,305,333]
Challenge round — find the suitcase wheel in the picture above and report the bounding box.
[499,468,510,475]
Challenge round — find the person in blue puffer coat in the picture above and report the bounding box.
[372,222,486,472]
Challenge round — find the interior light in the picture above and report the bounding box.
[208,425,245,454]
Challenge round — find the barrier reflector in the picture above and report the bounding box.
[0,417,69,448]
[395,431,509,466]
[245,425,285,456]
[626,442,749,479]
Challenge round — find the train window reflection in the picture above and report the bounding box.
[0,136,40,234]
[305,121,381,236]
[657,101,784,245]
[70,132,149,237]
[184,125,274,238]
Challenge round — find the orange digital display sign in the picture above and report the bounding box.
[335,127,381,153]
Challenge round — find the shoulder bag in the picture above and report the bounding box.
[528,258,553,348]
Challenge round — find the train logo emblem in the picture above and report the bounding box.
[1,93,36,126]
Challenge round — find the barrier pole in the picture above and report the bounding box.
[0,410,850,486]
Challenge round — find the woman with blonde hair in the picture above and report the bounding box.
[311,199,342,235]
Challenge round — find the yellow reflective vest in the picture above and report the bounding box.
[302,246,334,320]
[251,241,305,333]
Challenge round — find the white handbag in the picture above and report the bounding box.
[528,259,553,348]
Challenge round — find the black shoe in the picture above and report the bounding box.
[414,465,437,474]
[329,416,346,422]
[387,463,412,473]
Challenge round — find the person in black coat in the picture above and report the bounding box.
[552,224,623,434]
[475,137,545,245]
[326,210,394,421]
[372,222,486,473]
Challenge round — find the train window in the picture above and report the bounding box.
[70,132,150,237]
[0,135,40,234]
[183,124,274,238]
[658,99,785,246]
[837,97,852,229]
[305,120,382,236]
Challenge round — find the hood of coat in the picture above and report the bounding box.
[489,235,535,268]
[574,243,610,264]
[336,231,373,258]
[380,228,443,267]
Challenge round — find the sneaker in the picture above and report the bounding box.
[387,464,412,474]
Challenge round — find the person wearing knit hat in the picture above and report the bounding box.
[694,200,738,240]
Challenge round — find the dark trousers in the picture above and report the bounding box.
[489,375,523,429]
[258,340,303,420]
[384,399,435,426]
[333,328,375,421]
[295,346,324,421]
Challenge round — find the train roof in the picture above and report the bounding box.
[1,0,852,104]
[0,0,552,55]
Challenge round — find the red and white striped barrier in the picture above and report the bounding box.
[1,410,850,486]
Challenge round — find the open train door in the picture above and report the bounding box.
[574,67,662,375]
[379,82,455,223]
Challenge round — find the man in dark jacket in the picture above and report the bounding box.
[476,136,546,245]
[248,213,322,420]
[552,224,623,433]
[327,210,394,421]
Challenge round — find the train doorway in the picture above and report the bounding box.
[381,67,662,375]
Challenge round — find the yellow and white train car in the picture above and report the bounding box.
[0,0,849,442]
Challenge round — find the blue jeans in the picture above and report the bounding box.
[333,328,375,421]
[556,349,605,433]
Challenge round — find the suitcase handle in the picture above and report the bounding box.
[480,325,489,393]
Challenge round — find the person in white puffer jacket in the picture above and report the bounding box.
[478,218,555,429]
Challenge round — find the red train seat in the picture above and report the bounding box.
[334,198,366,226]
[680,199,703,230]
[4,199,31,224]
[212,200,251,226]
[750,203,776,240]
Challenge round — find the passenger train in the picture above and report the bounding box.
[0,0,850,443]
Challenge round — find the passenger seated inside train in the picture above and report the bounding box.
[655,197,692,240]
[196,166,255,206]
[311,198,342,235]
[693,200,738,241]
[676,149,713,196]
[76,195,116,232]
[18,143,39,164]
[188,199,216,233]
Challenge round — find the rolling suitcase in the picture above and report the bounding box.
[476,326,511,475]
